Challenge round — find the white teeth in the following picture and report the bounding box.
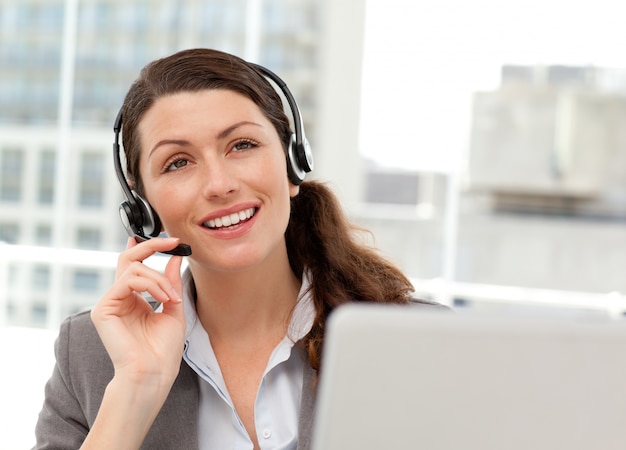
[204,207,255,229]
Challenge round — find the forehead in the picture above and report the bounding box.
[146,89,261,119]
[138,89,272,136]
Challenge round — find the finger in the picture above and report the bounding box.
[125,236,138,250]
[120,237,182,264]
[109,261,181,303]
[114,237,140,278]
[164,255,184,301]
[105,272,175,307]
[115,237,182,279]
[119,253,183,304]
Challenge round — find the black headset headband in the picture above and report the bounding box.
[249,63,308,160]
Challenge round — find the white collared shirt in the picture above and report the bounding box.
[181,269,316,450]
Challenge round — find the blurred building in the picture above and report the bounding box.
[469,64,626,220]
[457,64,626,296]
[356,65,626,304]
[0,0,324,326]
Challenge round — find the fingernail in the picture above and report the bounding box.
[170,288,182,302]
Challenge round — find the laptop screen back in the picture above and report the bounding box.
[312,304,626,450]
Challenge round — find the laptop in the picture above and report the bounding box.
[311,304,626,450]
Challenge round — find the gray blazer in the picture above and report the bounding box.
[33,311,317,450]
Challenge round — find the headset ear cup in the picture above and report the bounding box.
[118,201,139,237]
[134,192,162,237]
[286,134,306,185]
[297,137,314,174]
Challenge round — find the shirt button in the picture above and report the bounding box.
[262,429,272,439]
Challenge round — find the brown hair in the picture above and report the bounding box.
[287,182,414,373]
[120,48,414,374]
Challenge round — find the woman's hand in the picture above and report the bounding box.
[91,236,186,387]
[82,237,187,449]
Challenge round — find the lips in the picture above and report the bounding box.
[202,207,256,229]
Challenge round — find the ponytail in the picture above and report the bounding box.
[286,181,414,373]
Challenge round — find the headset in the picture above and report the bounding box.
[113,61,314,256]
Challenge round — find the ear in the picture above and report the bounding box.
[289,182,300,198]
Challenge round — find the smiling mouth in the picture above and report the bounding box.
[202,207,257,230]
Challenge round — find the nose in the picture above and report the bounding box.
[200,157,238,200]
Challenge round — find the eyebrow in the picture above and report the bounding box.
[148,120,264,157]
[218,120,263,139]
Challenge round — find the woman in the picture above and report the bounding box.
[34,48,445,450]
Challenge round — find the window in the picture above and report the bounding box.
[15,3,36,28]
[72,269,100,291]
[39,2,63,30]
[78,152,104,207]
[38,149,56,204]
[0,223,19,244]
[32,264,50,289]
[30,303,48,324]
[0,148,24,202]
[35,225,52,246]
[76,227,101,250]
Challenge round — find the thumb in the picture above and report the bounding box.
[161,255,185,323]
[164,255,184,301]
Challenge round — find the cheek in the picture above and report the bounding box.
[144,184,189,229]
[266,147,291,187]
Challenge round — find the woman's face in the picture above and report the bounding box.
[137,89,299,273]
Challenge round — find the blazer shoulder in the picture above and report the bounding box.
[57,308,112,377]
[58,310,106,358]
[62,309,97,335]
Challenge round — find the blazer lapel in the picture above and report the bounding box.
[297,363,318,450]
[141,360,200,450]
